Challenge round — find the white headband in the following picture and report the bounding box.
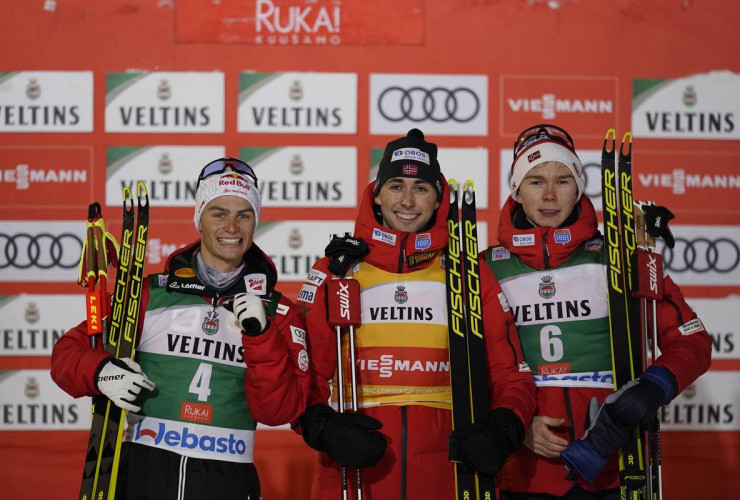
[193,172,261,232]
[510,139,585,202]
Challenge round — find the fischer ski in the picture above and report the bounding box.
[446,179,494,500]
[79,182,149,500]
[601,130,653,499]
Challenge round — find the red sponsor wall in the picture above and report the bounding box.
[1,1,738,498]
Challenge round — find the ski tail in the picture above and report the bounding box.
[446,179,477,500]
[80,183,149,500]
[460,180,495,499]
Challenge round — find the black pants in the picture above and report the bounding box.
[116,443,260,500]
[501,487,620,500]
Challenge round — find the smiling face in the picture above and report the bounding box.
[374,177,440,233]
[517,161,579,228]
[198,195,256,272]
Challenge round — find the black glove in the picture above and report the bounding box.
[325,234,368,276]
[448,408,525,476]
[300,403,387,467]
[561,365,676,482]
[642,204,675,249]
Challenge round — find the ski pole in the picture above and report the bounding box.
[77,203,118,349]
[326,246,363,500]
[634,202,667,500]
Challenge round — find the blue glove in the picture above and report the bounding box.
[561,365,676,483]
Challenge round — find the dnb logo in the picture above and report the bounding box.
[135,421,248,457]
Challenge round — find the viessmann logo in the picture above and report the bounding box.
[638,168,740,195]
[506,92,614,120]
[1,164,87,190]
[500,76,617,136]
[357,354,450,378]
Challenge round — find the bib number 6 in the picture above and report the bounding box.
[540,325,564,362]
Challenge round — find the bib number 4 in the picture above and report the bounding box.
[189,362,213,401]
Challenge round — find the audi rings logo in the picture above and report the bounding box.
[377,86,480,123]
[661,237,740,274]
[0,233,82,270]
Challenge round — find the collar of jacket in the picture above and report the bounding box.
[353,180,451,274]
[163,240,278,300]
[496,195,599,269]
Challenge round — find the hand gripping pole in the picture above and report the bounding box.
[327,275,363,500]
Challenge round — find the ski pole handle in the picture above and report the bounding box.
[327,277,363,498]
[327,279,362,329]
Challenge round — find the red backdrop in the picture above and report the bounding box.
[1,1,738,498]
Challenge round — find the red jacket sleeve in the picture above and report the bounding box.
[50,284,152,398]
[50,319,112,398]
[652,275,712,393]
[241,292,310,426]
[296,258,336,409]
[479,257,537,426]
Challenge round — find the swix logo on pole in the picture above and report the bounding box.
[337,281,351,320]
[634,249,664,300]
[327,278,361,328]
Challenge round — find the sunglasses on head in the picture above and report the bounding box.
[513,124,576,160]
[197,158,258,189]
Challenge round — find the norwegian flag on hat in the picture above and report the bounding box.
[402,164,418,176]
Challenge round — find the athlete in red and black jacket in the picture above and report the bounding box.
[295,130,536,499]
[483,125,711,499]
[52,159,310,499]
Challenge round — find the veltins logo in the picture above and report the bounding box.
[105,72,225,133]
[105,145,225,208]
[240,146,357,208]
[238,72,357,134]
[0,71,93,133]
[632,71,740,140]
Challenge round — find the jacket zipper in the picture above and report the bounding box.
[542,230,551,269]
[397,234,409,273]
